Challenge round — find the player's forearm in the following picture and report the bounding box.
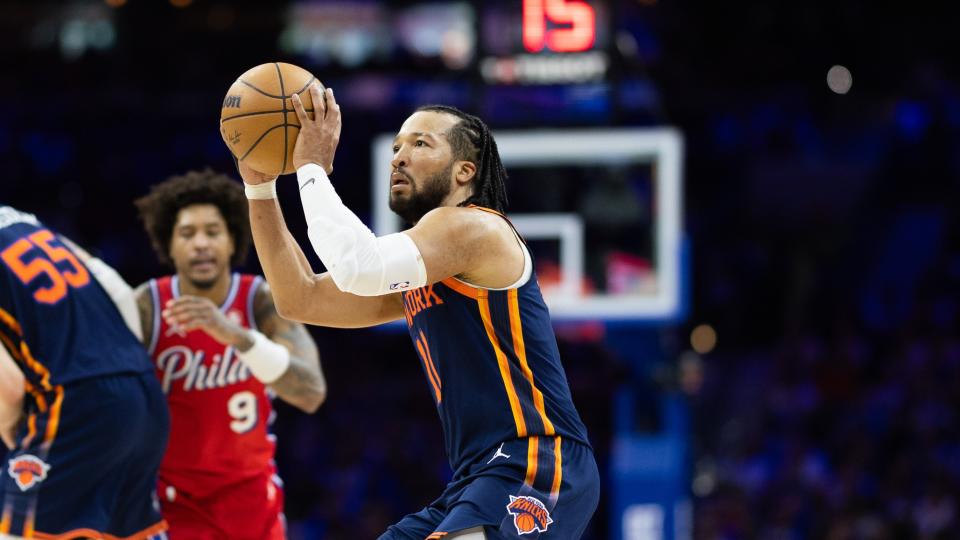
[297,164,426,297]
[247,200,402,327]
[269,354,326,413]
[248,199,321,319]
[0,344,24,448]
[0,402,22,449]
[0,345,24,405]
[0,388,23,450]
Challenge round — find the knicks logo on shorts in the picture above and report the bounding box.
[506,495,553,535]
[7,454,51,491]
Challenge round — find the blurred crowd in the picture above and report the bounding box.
[684,63,960,540]
[694,311,960,539]
[2,1,959,538]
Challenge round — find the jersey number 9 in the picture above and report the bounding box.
[228,390,259,434]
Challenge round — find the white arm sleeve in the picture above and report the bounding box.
[84,257,143,341]
[297,163,427,296]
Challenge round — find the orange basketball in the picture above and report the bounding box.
[515,513,535,533]
[219,62,321,176]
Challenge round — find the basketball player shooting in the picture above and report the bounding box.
[237,82,599,539]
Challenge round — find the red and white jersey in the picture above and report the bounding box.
[148,273,278,498]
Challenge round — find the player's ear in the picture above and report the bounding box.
[455,161,477,185]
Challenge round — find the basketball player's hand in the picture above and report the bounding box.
[162,296,254,351]
[291,82,340,174]
[237,160,277,186]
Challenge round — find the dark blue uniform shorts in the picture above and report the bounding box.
[1,371,169,539]
[381,436,599,540]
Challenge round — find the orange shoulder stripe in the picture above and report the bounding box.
[467,204,507,218]
[440,277,479,299]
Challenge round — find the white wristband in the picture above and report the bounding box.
[236,330,290,384]
[244,180,278,200]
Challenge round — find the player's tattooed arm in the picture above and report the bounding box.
[253,281,327,413]
[161,286,325,411]
[134,283,154,347]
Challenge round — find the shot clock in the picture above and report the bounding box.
[481,0,609,85]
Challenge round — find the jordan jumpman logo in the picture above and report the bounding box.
[487,443,511,464]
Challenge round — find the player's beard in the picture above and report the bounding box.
[185,263,224,291]
[389,161,454,224]
[187,276,218,290]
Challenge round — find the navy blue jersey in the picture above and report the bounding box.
[0,206,154,389]
[402,207,591,476]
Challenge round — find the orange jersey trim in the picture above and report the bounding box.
[19,341,53,393]
[20,413,38,449]
[10,386,62,536]
[0,308,54,394]
[0,306,23,335]
[550,436,563,500]
[426,532,448,540]
[42,386,64,449]
[440,277,479,299]
[23,381,48,414]
[507,289,555,436]
[32,520,168,540]
[524,436,540,486]
[467,205,505,217]
[0,333,21,361]
[478,289,527,438]
[467,205,527,244]
[0,504,11,534]
[0,330,44,414]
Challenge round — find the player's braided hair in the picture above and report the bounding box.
[134,169,251,267]
[416,105,509,213]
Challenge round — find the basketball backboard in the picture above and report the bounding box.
[372,128,686,322]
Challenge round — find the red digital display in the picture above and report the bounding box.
[522,0,596,53]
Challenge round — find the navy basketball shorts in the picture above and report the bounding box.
[381,436,599,540]
[1,371,170,539]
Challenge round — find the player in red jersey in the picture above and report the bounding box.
[133,170,327,540]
